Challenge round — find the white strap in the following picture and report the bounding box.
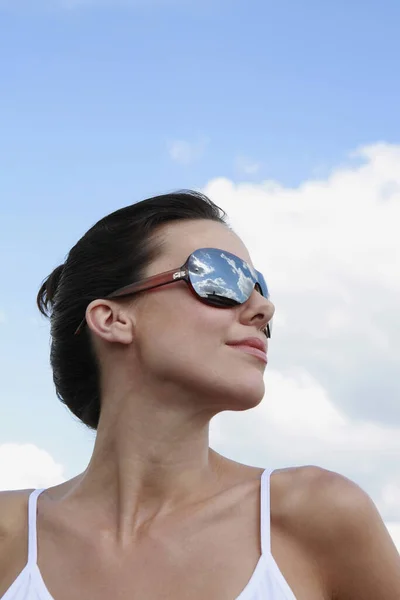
[27,489,45,565]
[260,468,274,555]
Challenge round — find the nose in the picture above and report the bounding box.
[239,289,275,337]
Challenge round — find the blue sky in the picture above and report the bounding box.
[1,0,400,547]
[2,0,400,200]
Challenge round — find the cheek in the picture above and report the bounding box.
[140,293,235,360]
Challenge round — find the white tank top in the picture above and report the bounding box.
[1,468,297,600]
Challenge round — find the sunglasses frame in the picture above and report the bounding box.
[74,247,272,337]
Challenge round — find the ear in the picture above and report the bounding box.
[85,299,134,344]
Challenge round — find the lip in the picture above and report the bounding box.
[227,337,267,353]
[226,337,268,364]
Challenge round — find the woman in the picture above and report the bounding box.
[0,190,399,600]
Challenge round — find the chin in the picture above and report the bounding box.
[212,374,266,412]
[229,387,265,412]
[175,360,266,411]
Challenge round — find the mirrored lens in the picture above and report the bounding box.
[188,248,257,305]
[256,270,269,299]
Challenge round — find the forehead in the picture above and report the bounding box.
[148,219,254,274]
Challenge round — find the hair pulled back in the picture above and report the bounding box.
[37,190,227,430]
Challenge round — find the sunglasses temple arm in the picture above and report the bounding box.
[107,269,187,299]
[74,269,189,336]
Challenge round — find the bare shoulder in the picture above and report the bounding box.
[0,488,33,536]
[277,465,400,600]
[266,464,326,532]
[276,464,392,544]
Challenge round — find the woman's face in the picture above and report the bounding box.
[129,219,275,413]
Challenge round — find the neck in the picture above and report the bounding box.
[65,387,227,545]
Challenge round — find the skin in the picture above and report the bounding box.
[77,218,275,541]
[1,218,400,599]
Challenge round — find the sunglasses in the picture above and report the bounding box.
[74,247,272,337]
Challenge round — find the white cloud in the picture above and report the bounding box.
[210,367,400,508]
[386,523,400,553]
[0,443,66,491]
[205,142,400,547]
[0,310,6,324]
[235,156,261,175]
[168,136,209,165]
[204,142,400,428]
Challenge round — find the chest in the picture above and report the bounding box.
[33,514,328,600]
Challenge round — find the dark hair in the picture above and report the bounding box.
[37,190,228,430]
